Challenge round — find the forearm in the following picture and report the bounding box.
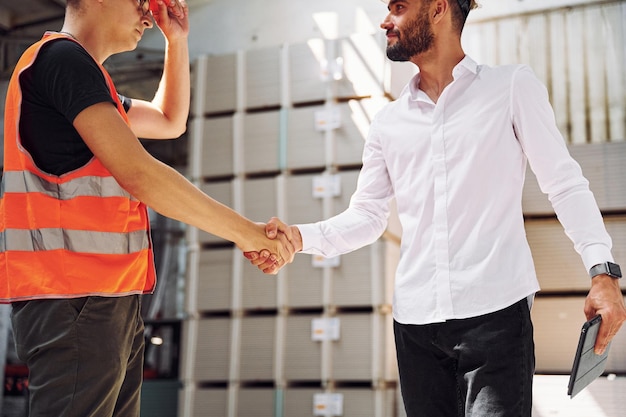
[152,36,190,132]
[119,155,257,249]
[551,185,613,270]
[297,206,388,258]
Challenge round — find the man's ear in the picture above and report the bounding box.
[432,0,450,23]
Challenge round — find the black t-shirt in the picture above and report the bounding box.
[18,38,131,176]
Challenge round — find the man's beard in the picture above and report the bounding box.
[386,11,434,61]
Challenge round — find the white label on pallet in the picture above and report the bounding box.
[311,317,341,342]
[312,174,341,198]
[314,107,342,131]
[312,254,341,268]
[313,393,344,416]
[320,57,344,82]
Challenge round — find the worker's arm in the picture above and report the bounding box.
[127,0,190,140]
[74,102,294,265]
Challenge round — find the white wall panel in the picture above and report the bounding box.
[245,47,281,110]
[242,177,278,223]
[200,116,234,178]
[288,40,328,104]
[283,388,319,416]
[200,53,237,115]
[286,102,368,170]
[340,389,396,417]
[605,4,626,141]
[285,255,324,309]
[286,105,325,170]
[496,17,522,65]
[237,388,275,417]
[287,99,378,169]
[242,111,281,174]
[520,14,549,86]
[239,316,277,381]
[585,7,608,144]
[332,243,386,307]
[548,11,570,139]
[184,388,228,417]
[285,174,324,224]
[187,318,231,382]
[196,248,234,312]
[566,9,588,145]
[283,315,323,381]
[332,313,389,381]
[241,262,278,310]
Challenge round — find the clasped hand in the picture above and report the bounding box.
[244,217,302,274]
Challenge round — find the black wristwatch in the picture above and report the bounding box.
[589,262,622,279]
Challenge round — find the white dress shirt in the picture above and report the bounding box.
[297,56,613,325]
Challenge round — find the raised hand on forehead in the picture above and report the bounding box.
[150,0,189,38]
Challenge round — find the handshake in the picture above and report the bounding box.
[243,217,302,274]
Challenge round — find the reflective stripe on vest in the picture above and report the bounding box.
[0,229,149,254]
[0,32,156,302]
[1,170,136,199]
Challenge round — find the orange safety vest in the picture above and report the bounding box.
[0,32,156,302]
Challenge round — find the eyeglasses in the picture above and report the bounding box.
[457,0,471,16]
[137,0,151,16]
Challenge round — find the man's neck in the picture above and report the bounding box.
[412,44,465,103]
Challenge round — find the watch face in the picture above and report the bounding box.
[608,262,622,278]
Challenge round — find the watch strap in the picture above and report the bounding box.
[589,262,622,279]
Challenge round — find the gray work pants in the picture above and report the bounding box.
[11,295,145,417]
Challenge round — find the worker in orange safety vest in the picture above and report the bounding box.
[0,1,295,415]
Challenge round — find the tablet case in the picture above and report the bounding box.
[567,315,610,398]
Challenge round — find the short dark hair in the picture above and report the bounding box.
[451,0,478,33]
[457,0,471,16]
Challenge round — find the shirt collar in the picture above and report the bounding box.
[406,55,478,101]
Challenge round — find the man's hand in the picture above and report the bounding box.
[244,217,303,274]
[236,222,296,275]
[584,274,626,354]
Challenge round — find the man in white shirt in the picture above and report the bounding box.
[246,1,626,416]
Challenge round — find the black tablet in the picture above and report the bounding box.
[567,315,610,398]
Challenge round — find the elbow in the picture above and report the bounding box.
[158,122,186,140]
[117,175,146,201]
[170,120,187,138]
[154,110,188,139]
[114,167,153,203]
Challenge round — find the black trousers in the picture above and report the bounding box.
[394,299,535,417]
[11,295,145,417]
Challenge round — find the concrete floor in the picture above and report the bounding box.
[532,374,625,417]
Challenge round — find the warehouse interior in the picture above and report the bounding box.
[0,0,625,416]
